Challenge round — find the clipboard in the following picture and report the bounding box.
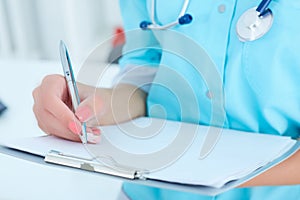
[0,142,299,196]
[1,117,299,196]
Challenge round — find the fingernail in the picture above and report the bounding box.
[87,132,101,144]
[76,106,92,122]
[86,127,101,136]
[92,127,101,135]
[68,121,81,135]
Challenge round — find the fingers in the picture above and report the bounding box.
[76,83,106,127]
[33,90,81,142]
[39,75,76,124]
[34,75,77,131]
[35,107,81,142]
[75,94,106,127]
[76,84,112,126]
[32,75,100,143]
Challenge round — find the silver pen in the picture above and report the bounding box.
[59,40,88,144]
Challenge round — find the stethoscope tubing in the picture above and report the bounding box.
[256,0,272,15]
[141,0,274,42]
[145,0,191,30]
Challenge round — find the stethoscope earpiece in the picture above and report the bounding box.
[178,13,193,25]
[140,21,152,30]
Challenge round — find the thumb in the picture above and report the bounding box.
[75,95,104,123]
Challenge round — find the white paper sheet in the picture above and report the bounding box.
[2,117,297,188]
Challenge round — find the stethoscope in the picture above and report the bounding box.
[140,0,274,42]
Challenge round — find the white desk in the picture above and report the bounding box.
[0,60,122,200]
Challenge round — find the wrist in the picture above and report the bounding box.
[111,84,147,122]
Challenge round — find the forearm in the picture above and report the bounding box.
[240,149,300,187]
[105,83,147,125]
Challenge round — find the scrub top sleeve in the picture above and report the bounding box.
[118,0,162,69]
[112,65,157,93]
[116,0,161,92]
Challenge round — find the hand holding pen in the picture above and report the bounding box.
[32,43,101,143]
[32,41,147,144]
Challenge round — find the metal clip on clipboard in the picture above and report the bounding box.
[44,150,147,179]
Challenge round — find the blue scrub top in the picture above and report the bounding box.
[118,0,300,199]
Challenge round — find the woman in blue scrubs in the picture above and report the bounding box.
[33,0,300,199]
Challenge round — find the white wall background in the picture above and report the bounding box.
[0,2,124,199]
[0,0,122,62]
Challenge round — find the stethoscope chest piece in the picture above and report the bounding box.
[236,7,273,42]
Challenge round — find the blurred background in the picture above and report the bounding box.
[0,1,124,199]
[0,0,123,62]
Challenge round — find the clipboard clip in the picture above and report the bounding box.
[45,150,148,180]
